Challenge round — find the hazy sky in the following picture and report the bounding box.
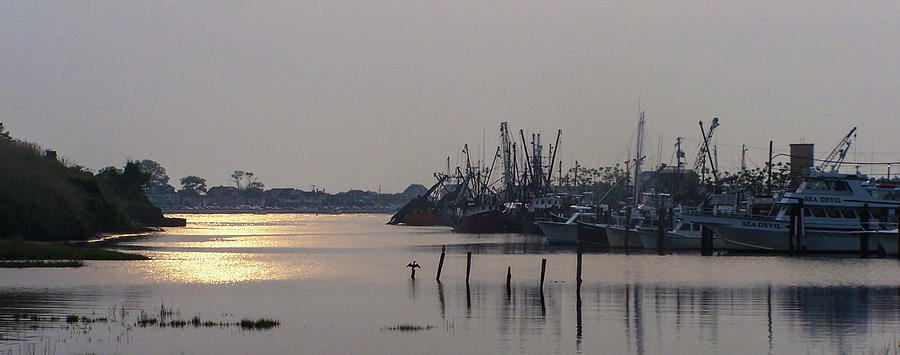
[3,1,899,192]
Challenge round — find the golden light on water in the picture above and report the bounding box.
[145,252,283,284]
[135,214,353,284]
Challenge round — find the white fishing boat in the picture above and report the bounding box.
[637,219,727,250]
[536,207,593,244]
[606,224,643,249]
[605,111,649,250]
[683,171,899,252]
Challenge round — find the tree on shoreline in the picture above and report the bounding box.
[230,170,245,189]
[0,122,10,142]
[139,159,170,189]
[230,170,265,198]
[179,176,207,197]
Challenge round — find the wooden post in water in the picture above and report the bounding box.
[767,141,773,194]
[656,208,666,255]
[860,204,869,258]
[466,252,472,285]
[624,208,632,252]
[540,258,547,290]
[701,225,713,256]
[797,200,805,254]
[506,266,512,293]
[576,245,583,292]
[788,203,796,255]
[436,246,446,282]
[668,207,674,230]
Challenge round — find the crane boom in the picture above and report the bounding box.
[692,117,719,178]
[817,127,857,173]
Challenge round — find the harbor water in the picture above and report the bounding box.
[2,213,900,354]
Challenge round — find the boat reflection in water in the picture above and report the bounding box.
[3,214,900,354]
[406,280,900,354]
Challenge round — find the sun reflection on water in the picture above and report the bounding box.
[131,214,371,283]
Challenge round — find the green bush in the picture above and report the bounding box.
[0,138,164,241]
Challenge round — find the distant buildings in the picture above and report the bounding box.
[146,185,422,212]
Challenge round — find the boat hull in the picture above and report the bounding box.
[453,210,506,233]
[875,230,900,254]
[577,222,609,248]
[606,226,643,249]
[636,229,726,250]
[400,213,444,226]
[683,213,880,252]
[536,221,578,244]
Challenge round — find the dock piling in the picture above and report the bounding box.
[540,258,547,290]
[466,251,472,285]
[436,246,446,282]
[506,266,512,294]
[576,245,583,293]
[701,225,713,256]
[797,200,806,254]
[860,204,870,258]
[788,203,797,255]
[624,208,632,253]
[657,208,666,255]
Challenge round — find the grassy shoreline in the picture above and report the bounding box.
[0,240,148,267]
[0,260,85,268]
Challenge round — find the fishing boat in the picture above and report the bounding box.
[606,223,643,249]
[535,207,592,244]
[683,171,899,252]
[399,213,444,226]
[576,221,609,247]
[637,219,726,250]
[388,174,453,226]
[452,203,506,233]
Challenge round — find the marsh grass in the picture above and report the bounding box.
[0,240,147,263]
[239,318,280,330]
[135,308,279,330]
[382,323,437,332]
[0,260,84,268]
[16,304,279,336]
[63,314,107,323]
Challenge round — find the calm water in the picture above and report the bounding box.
[2,213,900,354]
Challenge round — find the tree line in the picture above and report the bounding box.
[133,159,266,199]
[557,161,794,207]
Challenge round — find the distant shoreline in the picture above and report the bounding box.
[162,208,396,215]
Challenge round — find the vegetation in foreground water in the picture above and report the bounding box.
[0,260,85,268]
[0,240,148,262]
[14,305,279,332]
[382,323,437,332]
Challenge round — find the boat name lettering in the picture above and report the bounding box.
[802,196,842,203]
[741,221,784,229]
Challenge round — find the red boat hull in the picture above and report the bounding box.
[400,213,444,226]
[454,210,506,233]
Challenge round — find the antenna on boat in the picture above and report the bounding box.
[634,111,645,208]
[741,144,748,171]
[675,137,685,171]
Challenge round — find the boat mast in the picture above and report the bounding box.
[546,130,561,189]
[675,137,685,172]
[500,122,514,200]
[634,111,645,208]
